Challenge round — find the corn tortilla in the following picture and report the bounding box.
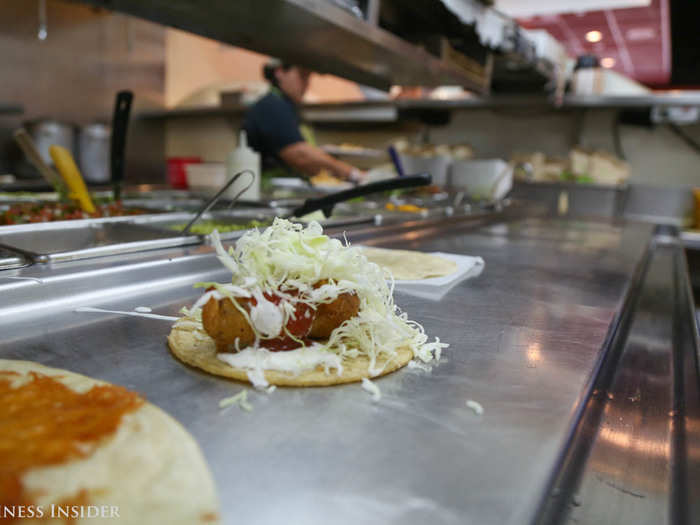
[168,325,413,387]
[361,247,457,280]
[0,359,220,525]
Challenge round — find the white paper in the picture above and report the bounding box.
[393,252,485,301]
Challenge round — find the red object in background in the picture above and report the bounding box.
[167,157,201,189]
[518,0,670,87]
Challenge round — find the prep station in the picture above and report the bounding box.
[1,1,699,525]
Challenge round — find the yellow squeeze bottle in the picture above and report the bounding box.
[49,145,96,213]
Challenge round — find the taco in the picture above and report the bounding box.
[168,219,445,388]
[0,359,220,524]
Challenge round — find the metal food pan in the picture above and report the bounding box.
[335,199,451,221]
[0,220,199,263]
[0,192,60,203]
[0,201,173,225]
[134,209,377,242]
[0,246,27,270]
[121,197,207,212]
[130,210,278,241]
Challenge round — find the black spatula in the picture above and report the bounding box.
[110,90,133,201]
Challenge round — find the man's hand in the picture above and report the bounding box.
[279,142,365,183]
[348,168,368,184]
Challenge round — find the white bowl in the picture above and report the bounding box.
[450,159,513,201]
[398,154,451,186]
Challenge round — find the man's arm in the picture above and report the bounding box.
[279,142,364,182]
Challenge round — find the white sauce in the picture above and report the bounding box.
[74,306,178,322]
[191,290,223,311]
[217,345,343,388]
[246,368,269,389]
[248,290,284,338]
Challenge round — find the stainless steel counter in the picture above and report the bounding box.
[0,214,697,525]
[0,246,25,270]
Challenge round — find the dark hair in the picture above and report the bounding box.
[262,61,292,87]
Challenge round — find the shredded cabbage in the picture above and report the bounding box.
[181,218,447,374]
[466,399,484,415]
[361,378,381,402]
[218,390,253,412]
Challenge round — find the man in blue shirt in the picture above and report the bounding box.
[244,59,365,183]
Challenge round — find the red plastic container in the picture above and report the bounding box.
[167,157,201,189]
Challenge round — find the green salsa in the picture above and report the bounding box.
[169,219,270,235]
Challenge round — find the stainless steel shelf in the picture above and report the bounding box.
[137,93,700,123]
[139,101,398,123]
[76,0,489,92]
[563,92,700,108]
[397,93,700,109]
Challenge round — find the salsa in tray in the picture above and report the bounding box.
[0,201,146,225]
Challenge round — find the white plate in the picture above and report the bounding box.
[393,252,485,301]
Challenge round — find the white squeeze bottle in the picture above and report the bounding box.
[226,130,260,201]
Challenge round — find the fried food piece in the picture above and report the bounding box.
[201,282,361,350]
[202,296,255,352]
[309,291,360,339]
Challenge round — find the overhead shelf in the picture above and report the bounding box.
[138,93,700,123]
[76,0,490,92]
[139,100,398,123]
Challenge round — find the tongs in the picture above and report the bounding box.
[181,170,255,235]
[182,172,431,236]
[13,128,68,198]
[289,174,432,218]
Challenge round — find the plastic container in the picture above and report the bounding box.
[185,163,227,195]
[450,159,513,201]
[397,154,451,186]
[167,157,201,189]
[226,131,260,200]
[79,123,110,183]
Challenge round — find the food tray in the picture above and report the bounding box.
[134,209,377,242]
[0,220,199,263]
[0,246,26,270]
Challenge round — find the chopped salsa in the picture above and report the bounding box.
[0,201,145,226]
[169,219,270,235]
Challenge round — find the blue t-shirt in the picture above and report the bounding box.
[243,90,304,172]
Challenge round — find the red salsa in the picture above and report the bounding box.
[0,202,145,226]
[252,291,314,351]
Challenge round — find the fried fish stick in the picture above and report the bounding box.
[308,291,360,339]
[202,283,361,350]
[202,296,255,351]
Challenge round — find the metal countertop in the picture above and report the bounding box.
[0,215,697,525]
